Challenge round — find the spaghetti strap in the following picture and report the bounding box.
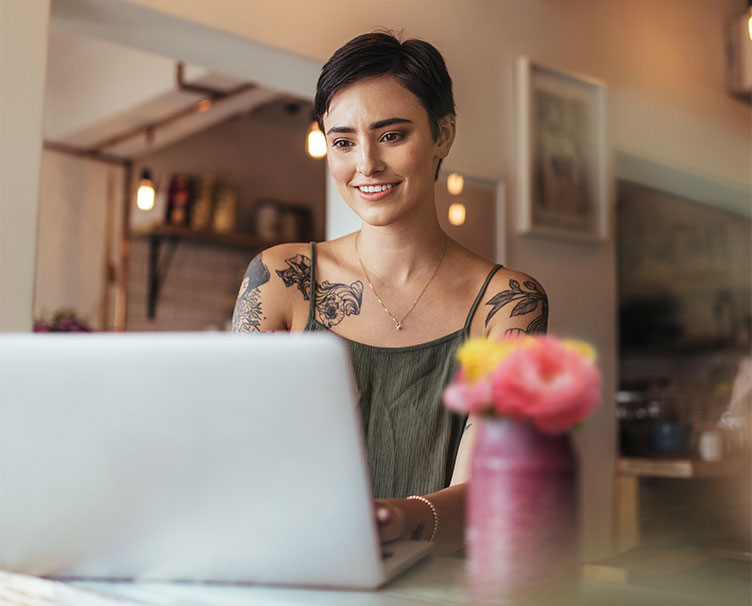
[463,264,503,335]
[307,242,317,322]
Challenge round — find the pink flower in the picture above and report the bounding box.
[443,370,492,414]
[489,337,601,433]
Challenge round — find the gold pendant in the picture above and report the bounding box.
[395,322,402,330]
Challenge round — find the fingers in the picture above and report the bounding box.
[376,505,392,525]
[373,500,405,544]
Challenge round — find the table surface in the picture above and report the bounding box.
[2,555,746,606]
[616,456,745,478]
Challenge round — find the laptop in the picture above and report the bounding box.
[0,332,432,589]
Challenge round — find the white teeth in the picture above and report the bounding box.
[359,184,394,193]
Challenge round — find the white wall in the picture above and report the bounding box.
[44,26,179,142]
[51,0,321,100]
[5,0,747,560]
[0,0,50,331]
[34,150,123,330]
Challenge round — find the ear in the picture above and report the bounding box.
[434,115,456,160]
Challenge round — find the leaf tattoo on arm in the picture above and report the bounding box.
[232,254,271,333]
[276,254,363,328]
[484,279,548,335]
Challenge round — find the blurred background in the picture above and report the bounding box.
[2,0,750,596]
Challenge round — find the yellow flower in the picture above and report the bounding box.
[457,337,531,383]
[457,336,596,383]
[562,339,597,363]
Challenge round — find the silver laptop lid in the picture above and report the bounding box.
[0,332,385,588]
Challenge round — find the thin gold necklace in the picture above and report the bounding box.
[355,232,447,331]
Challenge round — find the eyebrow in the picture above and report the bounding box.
[326,117,412,135]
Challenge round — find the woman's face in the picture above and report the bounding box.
[322,75,453,228]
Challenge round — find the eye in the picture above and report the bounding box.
[331,139,353,149]
[381,131,404,143]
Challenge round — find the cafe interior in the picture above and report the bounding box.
[2,0,751,603]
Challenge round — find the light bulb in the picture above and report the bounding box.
[136,169,155,211]
[306,121,327,158]
[448,202,466,226]
[447,172,464,195]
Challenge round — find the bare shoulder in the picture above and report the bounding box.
[238,242,315,299]
[231,242,314,333]
[479,265,548,339]
[311,233,357,267]
[254,241,314,269]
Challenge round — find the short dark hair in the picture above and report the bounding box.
[314,32,455,143]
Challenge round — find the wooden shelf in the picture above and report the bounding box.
[617,457,744,479]
[130,224,279,250]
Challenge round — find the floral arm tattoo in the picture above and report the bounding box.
[232,254,271,333]
[484,279,548,335]
[275,254,363,328]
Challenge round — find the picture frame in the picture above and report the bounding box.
[516,56,608,242]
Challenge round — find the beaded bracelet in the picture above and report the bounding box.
[406,495,439,542]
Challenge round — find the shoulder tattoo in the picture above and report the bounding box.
[484,279,548,335]
[276,254,363,328]
[232,254,271,333]
[276,254,312,300]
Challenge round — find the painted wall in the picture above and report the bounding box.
[0,0,50,331]
[44,25,181,142]
[34,150,123,330]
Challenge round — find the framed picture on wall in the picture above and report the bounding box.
[516,56,608,242]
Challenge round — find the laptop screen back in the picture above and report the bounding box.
[0,332,385,588]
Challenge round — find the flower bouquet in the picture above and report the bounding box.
[33,309,93,333]
[443,335,602,604]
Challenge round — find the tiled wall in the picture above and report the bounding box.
[126,238,254,332]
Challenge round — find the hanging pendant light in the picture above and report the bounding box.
[306,121,327,158]
[447,172,464,195]
[136,168,156,211]
[448,202,466,226]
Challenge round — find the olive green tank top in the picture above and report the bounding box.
[304,242,502,499]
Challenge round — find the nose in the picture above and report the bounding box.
[356,141,384,177]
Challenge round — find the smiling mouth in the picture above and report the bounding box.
[355,183,398,193]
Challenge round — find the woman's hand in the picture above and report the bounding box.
[373,497,438,543]
[373,499,407,543]
[372,485,467,554]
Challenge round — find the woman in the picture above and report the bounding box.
[232,32,547,555]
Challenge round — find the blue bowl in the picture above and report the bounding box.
[650,422,691,454]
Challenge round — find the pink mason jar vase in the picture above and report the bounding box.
[465,417,579,604]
